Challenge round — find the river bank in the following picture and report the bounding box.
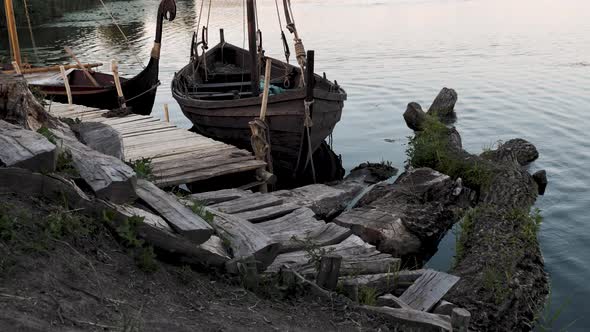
[1,70,551,330]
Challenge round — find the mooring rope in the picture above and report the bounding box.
[97,0,145,69]
[22,0,39,62]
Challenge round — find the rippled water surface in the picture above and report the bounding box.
[2,0,589,329]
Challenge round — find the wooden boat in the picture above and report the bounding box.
[172,0,346,181]
[2,0,176,115]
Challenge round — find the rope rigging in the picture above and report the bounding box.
[97,0,146,69]
[282,0,306,87]
[274,0,290,63]
[22,0,39,64]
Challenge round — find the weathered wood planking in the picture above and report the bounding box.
[255,208,352,253]
[358,305,452,332]
[399,269,460,312]
[233,203,299,223]
[190,188,252,205]
[265,235,400,277]
[210,193,283,214]
[46,102,266,188]
[135,179,213,244]
[340,270,426,299]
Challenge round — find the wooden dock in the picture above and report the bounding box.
[45,102,266,188]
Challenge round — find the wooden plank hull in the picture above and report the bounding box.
[172,42,346,179]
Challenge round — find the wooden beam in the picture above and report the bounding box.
[64,46,100,87]
[4,0,22,67]
[315,254,342,290]
[399,270,460,312]
[2,63,102,75]
[246,0,259,96]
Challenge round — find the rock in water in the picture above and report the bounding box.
[0,120,57,172]
[428,87,458,117]
[403,102,427,131]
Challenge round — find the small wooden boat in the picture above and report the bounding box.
[2,0,176,115]
[172,0,346,181]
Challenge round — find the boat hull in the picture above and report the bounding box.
[174,89,344,176]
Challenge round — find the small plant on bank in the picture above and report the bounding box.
[127,158,154,181]
[358,286,378,306]
[37,127,57,144]
[189,200,214,224]
[56,150,79,177]
[290,234,335,272]
[405,115,493,191]
[453,207,478,267]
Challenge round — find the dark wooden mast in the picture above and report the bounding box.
[246,0,260,96]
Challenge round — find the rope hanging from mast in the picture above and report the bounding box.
[274,0,290,63]
[282,0,306,87]
[22,0,39,63]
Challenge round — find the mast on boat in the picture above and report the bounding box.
[246,0,260,96]
[4,0,22,67]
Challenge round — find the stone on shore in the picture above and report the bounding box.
[0,120,57,172]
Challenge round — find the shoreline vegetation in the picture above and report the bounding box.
[0,70,550,331]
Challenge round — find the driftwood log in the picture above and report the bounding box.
[336,168,472,260]
[50,123,137,204]
[403,89,549,331]
[74,122,125,160]
[0,120,57,172]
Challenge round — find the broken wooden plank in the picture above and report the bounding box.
[377,294,413,310]
[103,202,229,267]
[233,203,299,223]
[189,188,252,205]
[209,193,283,214]
[206,210,281,272]
[50,123,136,204]
[334,207,422,258]
[135,179,213,245]
[0,120,56,172]
[315,254,342,291]
[340,270,426,300]
[255,208,352,253]
[265,235,400,277]
[399,269,460,312]
[358,305,452,332]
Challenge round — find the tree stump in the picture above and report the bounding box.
[0,73,55,130]
[315,254,342,290]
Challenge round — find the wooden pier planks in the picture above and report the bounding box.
[399,269,460,312]
[45,102,266,188]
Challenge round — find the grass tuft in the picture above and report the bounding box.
[127,158,154,181]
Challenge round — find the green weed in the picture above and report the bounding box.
[37,127,57,144]
[290,234,335,272]
[358,286,378,306]
[135,246,158,273]
[189,200,214,224]
[127,158,154,181]
[56,150,79,177]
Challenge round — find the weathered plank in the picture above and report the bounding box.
[266,235,400,277]
[255,208,352,253]
[50,123,136,204]
[334,207,422,258]
[190,188,252,205]
[272,184,357,220]
[358,305,452,332]
[103,203,229,267]
[210,192,283,214]
[206,210,281,272]
[135,179,213,244]
[75,122,124,159]
[377,294,413,310]
[0,120,56,172]
[340,270,426,300]
[233,203,299,223]
[399,269,461,312]
[315,254,342,290]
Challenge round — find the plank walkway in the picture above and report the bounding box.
[46,102,266,187]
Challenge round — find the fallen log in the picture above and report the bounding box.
[206,210,281,273]
[0,120,56,172]
[135,179,213,245]
[336,168,472,259]
[403,91,549,331]
[74,122,124,160]
[50,123,137,204]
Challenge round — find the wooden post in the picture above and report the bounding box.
[246,0,260,96]
[451,308,471,332]
[111,60,126,109]
[315,254,342,290]
[4,0,22,67]
[260,59,272,120]
[59,66,73,105]
[11,61,21,75]
[238,256,259,291]
[219,28,225,44]
[64,47,99,87]
[164,104,170,122]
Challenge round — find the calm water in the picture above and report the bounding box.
[2,0,589,329]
